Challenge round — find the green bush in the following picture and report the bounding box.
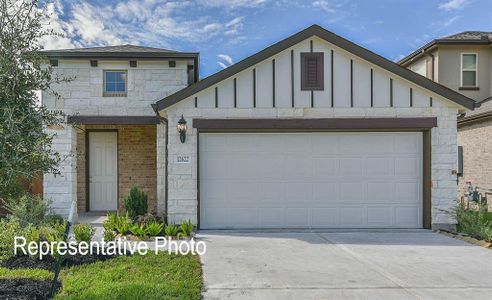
[178,220,194,238]
[124,186,148,217]
[129,223,147,239]
[4,194,52,227]
[164,224,179,238]
[105,212,133,235]
[0,218,22,263]
[145,221,164,236]
[103,229,114,242]
[73,224,95,243]
[455,201,492,242]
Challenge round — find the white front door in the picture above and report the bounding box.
[200,132,423,229]
[89,132,118,211]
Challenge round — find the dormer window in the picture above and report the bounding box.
[301,52,324,90]
[103,70,127,97]
[461,53,477,88]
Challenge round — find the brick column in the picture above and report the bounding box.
[43,124,78,221]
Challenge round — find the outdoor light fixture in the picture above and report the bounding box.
[177,114,187,143]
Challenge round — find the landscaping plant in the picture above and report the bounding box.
[0,218,22,263]
[129,223,147,239]
[455,201,492,242]
[145,221,164,236]
[73,224,95,243]
[111,212,132,235]
[103,229,115,242]
[179,220,194,238]
[123,186,148,217]
[164,224,179,238]
[4,194,53,227]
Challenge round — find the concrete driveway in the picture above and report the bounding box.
[198,230,492,299]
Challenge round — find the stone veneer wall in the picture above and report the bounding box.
[76,125,157,214]
[457,119,492,196]
[161,105,459,229]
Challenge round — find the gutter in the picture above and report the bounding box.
[152,104,169,224]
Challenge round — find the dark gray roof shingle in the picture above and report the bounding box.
[442,31,492,41]
[43,44,178,54]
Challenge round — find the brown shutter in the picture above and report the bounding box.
[301,52,324,90]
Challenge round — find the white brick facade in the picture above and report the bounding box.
[42,59,188,218]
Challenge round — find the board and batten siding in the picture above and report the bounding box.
[159,36,461,229]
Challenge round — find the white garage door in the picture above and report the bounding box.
[199,132,422,229]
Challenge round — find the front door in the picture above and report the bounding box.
[89,132,118,211]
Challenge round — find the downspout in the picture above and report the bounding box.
[152,104,169,224]
[422,50,435,82]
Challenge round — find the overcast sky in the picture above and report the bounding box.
[41,0,492,77]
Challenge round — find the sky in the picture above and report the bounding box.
[41,0,492,78]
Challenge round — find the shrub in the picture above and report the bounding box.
[0,218,22,262]
[73,224,95,243]
[4,194,52,227]
[133,213,162,225]
[164,224,179,238]
[103,212,118,232]
[178,220,194,238]
[129,223,147,239]
[103,229,114,242]
[145,221,164,236]
[124,186,148,217]
[455,201,492,242]
[105,212,133,235]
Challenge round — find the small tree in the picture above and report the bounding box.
[0,0,66,201]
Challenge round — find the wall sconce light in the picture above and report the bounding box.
[177,114,187,143]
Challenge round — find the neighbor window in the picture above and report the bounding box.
[103,70,127,96]
[301,52,324,90]
[461,53,477,87]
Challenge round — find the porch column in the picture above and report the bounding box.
[43,124,78,221]
[156,122,167,218]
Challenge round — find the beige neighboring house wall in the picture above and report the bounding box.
[401,32,492,197]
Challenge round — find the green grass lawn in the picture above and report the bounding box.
[0,253,202,300]
[0,267,53,281]
[55,253,202,300]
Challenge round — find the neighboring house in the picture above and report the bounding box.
[399,31,492,195]
[43,25,475,231]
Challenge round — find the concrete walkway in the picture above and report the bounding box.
[198,230,492,299]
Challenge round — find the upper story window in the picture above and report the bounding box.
[301,52,324,90]
[103,70,127,97]
[461,53,477,88]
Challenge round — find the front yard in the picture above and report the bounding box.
[0,253,202,300]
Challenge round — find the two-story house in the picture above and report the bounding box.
[399,31,492,195]
[41,45,198,219]
[43,25,475,230]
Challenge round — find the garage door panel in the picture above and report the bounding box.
[313,157,340,177]
[366,157,395,176]
[259,208,284,227]
[340,207,364,226]
[312,207,340,227]
[367,207,392,226]
[285,207,309,227]
[367,182,394,202]
[395,206,420,227]
[200,132,422,229]
[395,157,420,177]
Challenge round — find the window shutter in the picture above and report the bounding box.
[301,52,324,90]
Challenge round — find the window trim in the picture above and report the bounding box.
[300,52,324,90]
[103,70,128,97]
[460,53,478,88]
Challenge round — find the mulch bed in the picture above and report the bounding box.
[2,248,130,272]
[0,278,54,300]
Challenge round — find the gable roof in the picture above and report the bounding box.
[398,31,492,66]
[154,25,475,111]
[42,44,198,59]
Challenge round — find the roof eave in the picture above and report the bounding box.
[41,51,199,60]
